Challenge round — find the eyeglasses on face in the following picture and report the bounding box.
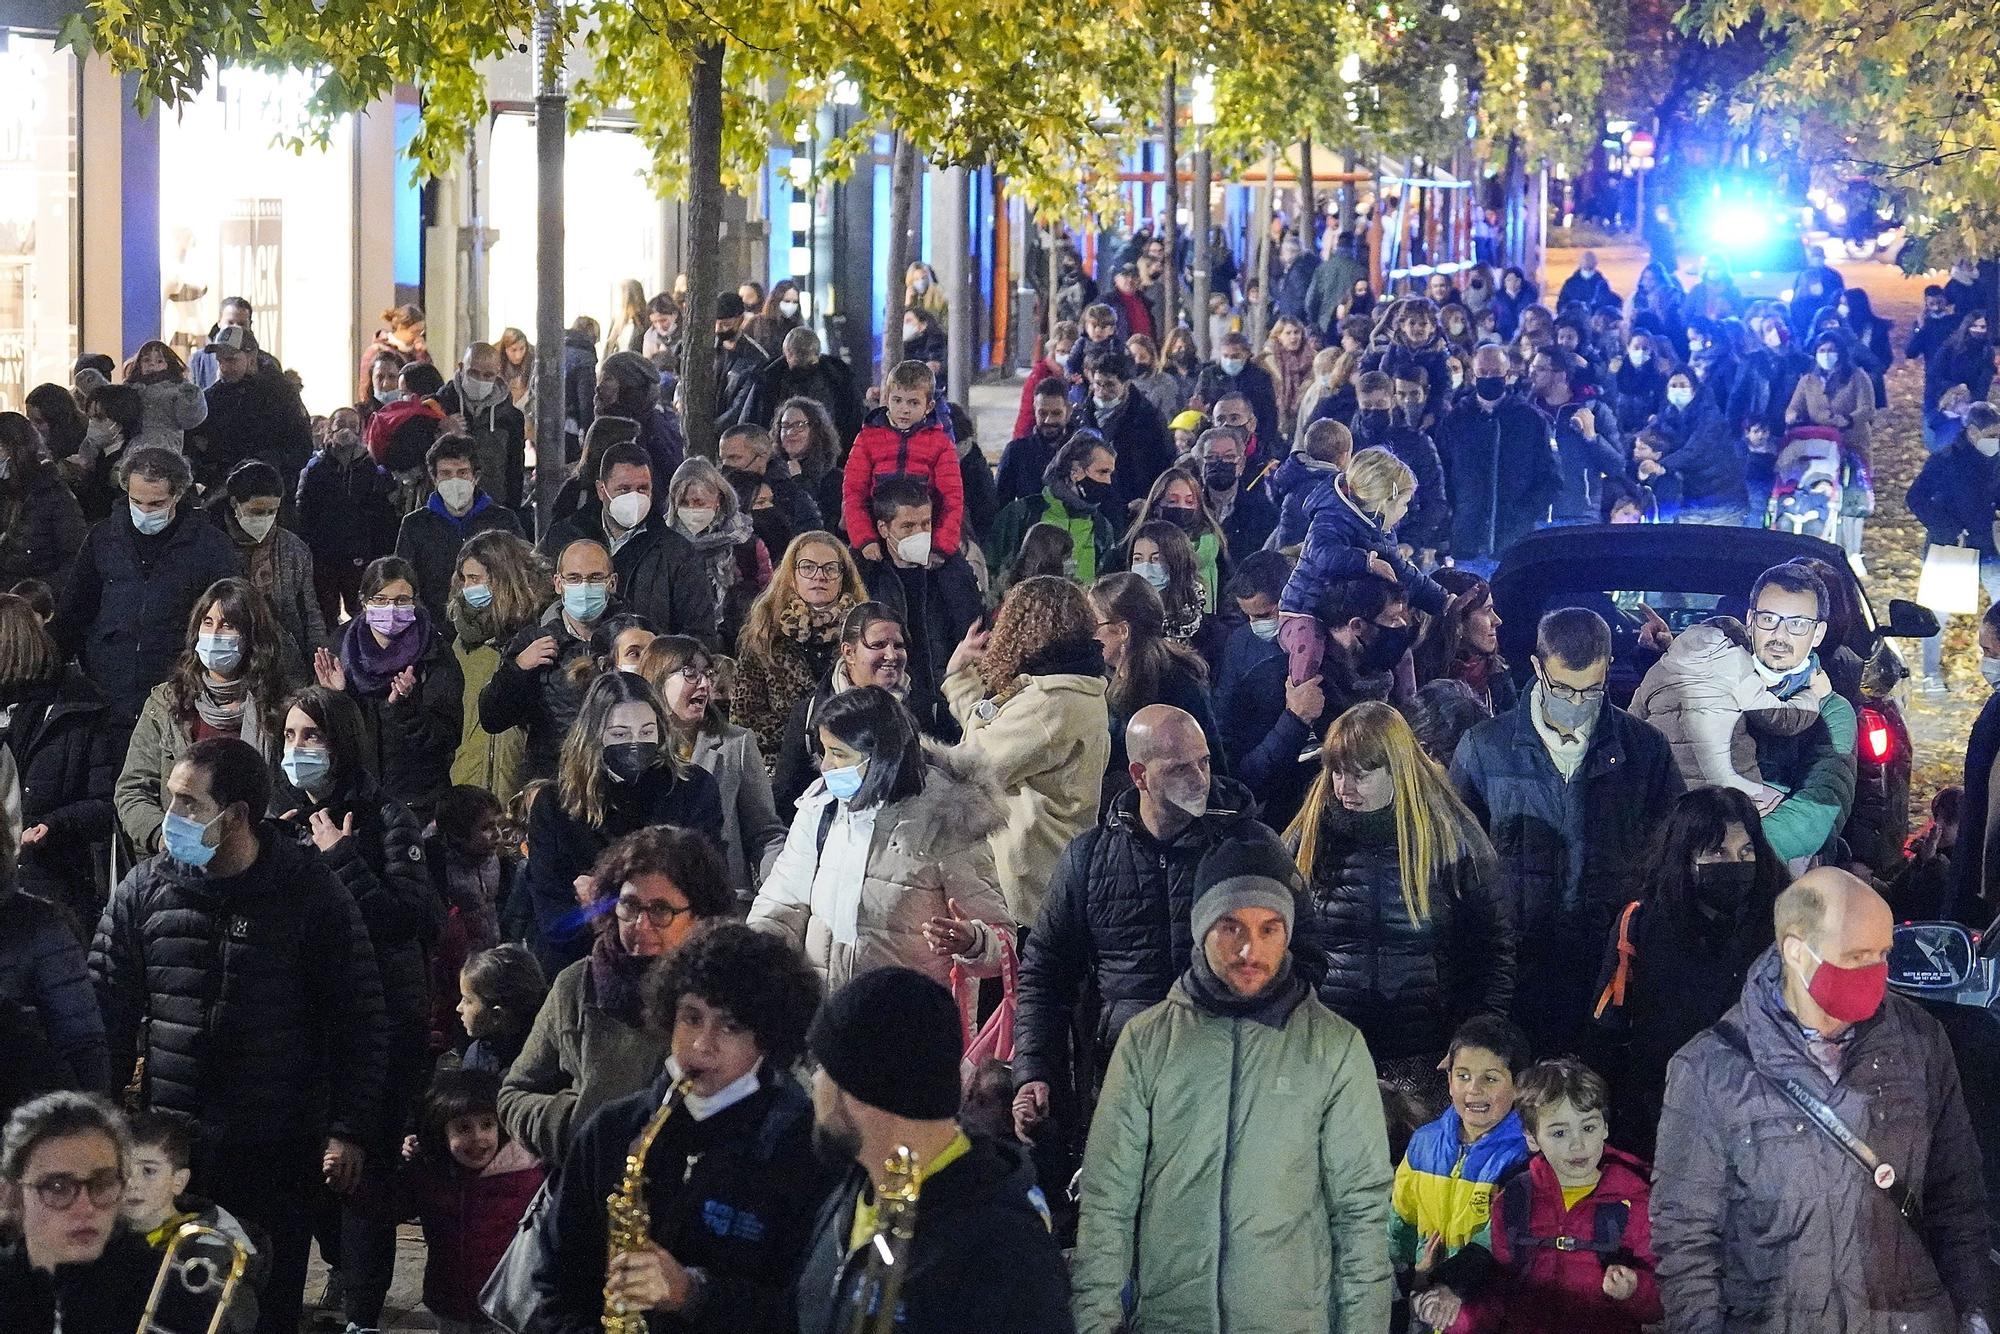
[795,559,843,580]
[1537,671,1607,706]
[26,1168,124,1211]
[364,595,416,609]
[1748,610,1820,636]
[558,573,613,587]
[614,896,692,928]
[674,664,716,683]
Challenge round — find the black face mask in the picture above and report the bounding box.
[1077,478,1118,511]
[1691,859,1758,913]
[1202,459,1239,491]
[1158,505,1201,533]
[602,741,660,785]
[1354,407,1393,438]
[1358,620,1416,673]
[750,510,792,564]
[1474,376,1508,402]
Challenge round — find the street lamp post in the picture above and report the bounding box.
[532,0,567,539]
[1190,68,1215,357]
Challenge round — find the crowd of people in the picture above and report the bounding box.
[0,226,1994,1334]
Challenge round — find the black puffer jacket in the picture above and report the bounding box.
[0,1227,156,1334]
[0,460,87,591]
[89,829,388,1167]
[5,670,127,928]
[342,618,464,819]
[55,506,238,720]
[0,882,108,1093]
[1013,778,1322,1095]
[1295,802,1514,1062]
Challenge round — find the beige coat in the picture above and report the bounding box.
[944,664,1111,925]
[1785,368,1875,471]
[748,747,1011,993]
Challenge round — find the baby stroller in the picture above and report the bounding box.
[1767,427,1844,540]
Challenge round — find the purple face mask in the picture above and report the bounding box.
[365,604,418,636]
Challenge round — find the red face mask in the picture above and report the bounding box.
[1798,939,1888,1025]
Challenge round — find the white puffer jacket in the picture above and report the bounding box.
[130,378,207,453]
[1630,620,1821,805]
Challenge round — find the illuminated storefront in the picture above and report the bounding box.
[155,65,357,410]
[0,27,77,414]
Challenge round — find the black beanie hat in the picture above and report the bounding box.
[808,966,962,1119]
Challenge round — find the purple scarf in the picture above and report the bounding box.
[340,607,433,696]
[587,927,651,1026]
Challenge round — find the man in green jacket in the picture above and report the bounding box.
[1743,562,1859,866]
[1073,838,1394,1334]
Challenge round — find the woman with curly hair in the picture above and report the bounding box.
[1413,569,1516,714]
[731,531,867,756]
[114,577,287,853]
[942,575,1110,923]
[536,922,826,1328]
[498,824,734,1167]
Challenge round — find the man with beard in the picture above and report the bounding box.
[436,341,528,512]
[1232,574,1413,828]
[797,967,1073,1334]
[995,378,1075,511]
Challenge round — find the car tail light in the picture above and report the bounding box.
[1859,707,1894,764]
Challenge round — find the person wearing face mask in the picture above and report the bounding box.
[1639,376,1748,526]
[1195,425,1278,558]
[1214,552,1291,761]
[1906,284,1957,364]
[434,342,529,512]
[297,406,400,629]
[750,684,1011,997]
[357,347,410,430]
[1654,869,1992,1334]
[268,684,440,1334]
[1923,310,1998,453]
[856,478,982,742]
[1434,348,1562,576]
[211,459,326,668]
[65,380,145,522]
[476,538,619,783]
[93,736,389,1334]
[1193,332,1283,449]
[989,433,1121,586]
[501,823,734,1166]
[1609,331,1668,435]
[59,446,237,723]
[1785,333,1877,555]
[312,555,463,820]
[1906,401,2000,694]
[1122,513,1231,672]
[1288,701,1510,1092]
[394,434,533,628]
[666,456,765,645]
[1090,572,1229,806]
[1075,348,1176,514]
[1449,607,1680,1058]
[1124,333,1182,425]
[767,603,910,821]
[1556,250,1620,312]
[1588,787,1784,1160]
[521,671,723,978]
[1345,370,1449,559]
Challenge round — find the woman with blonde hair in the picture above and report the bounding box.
[496,327,536,430]
[1287,700,1512,1090]
[447,529,543,798]
[640,634,785,899]
[606,279,648,356]
[905,261,948,319]
[520,670,722,975]
[1260,315,1318,439]
[732,530,867,754]
[942,575,1110,923]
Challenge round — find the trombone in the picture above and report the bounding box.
[138,1221,249,1334]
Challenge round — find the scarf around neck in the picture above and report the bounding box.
[777,593,854,646]
[1184,948,1305,1028]
[588,927,652,1027]
[195,674,250,735]
[341,607,433,696]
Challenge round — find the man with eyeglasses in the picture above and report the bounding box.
[1195,426,1278,558]
[1734,562,1860,867]
[90,737,387,1334]
[480,536,629,782]
[1449,606,1679,1056]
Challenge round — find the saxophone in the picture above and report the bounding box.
[843,1145,926,1334]
[603,1077,694,1333]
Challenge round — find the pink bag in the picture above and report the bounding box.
[950,926,1018,1085]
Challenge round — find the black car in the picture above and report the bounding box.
[1490,524,1938,871]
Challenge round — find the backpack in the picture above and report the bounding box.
[1591,900,1643,1033]
[1498,1174,1633,1266]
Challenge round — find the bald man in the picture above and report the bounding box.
[1013,705,1317,1149]
[1653,869,1991,1333]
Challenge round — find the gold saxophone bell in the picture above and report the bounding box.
[138,1221,249,1334]
[603,1077,696,1334]
[844,1145,925,1334]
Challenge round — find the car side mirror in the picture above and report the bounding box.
[1888,921,1977,992]
[1884,598,1941,639]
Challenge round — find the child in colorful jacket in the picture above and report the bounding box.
[842,360,964,559]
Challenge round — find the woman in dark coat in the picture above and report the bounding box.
[1414,570,1517,716]
[0,415,85,594]
[1089,572,1227,805]
[1288,701,1512,1101]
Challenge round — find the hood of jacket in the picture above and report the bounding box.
[1652,619,1757,682]
[882,742,1009,860]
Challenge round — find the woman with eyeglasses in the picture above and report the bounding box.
[114,577,287,856]
[750,685,1011,991]
[768,602,910,823]
[641,635,786,902]
[772,397,847,537]
[270,685,438,1334]
[522,671,723,978]
[314,555,462,820]
[446,530,541,802]
[731,532,868,757]
[0,1091,156,1330]
[498,825,732,1167]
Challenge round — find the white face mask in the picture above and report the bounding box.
[677,505,716,534]
[607,491,651,530]
[236,510,277,542]
[902,320,920,340]
[894,531,933,566]
[1975,436,2000,458]
[1667,387,1695,409]
[779,299,799,318]
[1817,352,1840,371]
[436,478,476,513]
[1626,346,1649,365]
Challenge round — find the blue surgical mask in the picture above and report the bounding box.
[194,632,242,674]
[1250,616,1280,642]
[1983,656,2000,688]
[1132,561,1169,591]
[563,582,609,623]
[460,582,494,609]
[161,809,221,869]
[1218,356,1247,376]
[130,502,173,536]
[823,762,865,801]
[282,745,332,791]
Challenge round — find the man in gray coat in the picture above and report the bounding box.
[1653,868,1992,1334]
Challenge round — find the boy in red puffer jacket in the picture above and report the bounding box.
[1423,1058,1663,1334]
[843,359,964,562]
[399,1067,545,1332]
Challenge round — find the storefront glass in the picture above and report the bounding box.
[157,65,356,412]
[0,30,77,414]
[487,114,664,350]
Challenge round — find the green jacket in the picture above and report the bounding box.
[1759,689,1858,866]
[988,490,1115,588]
[1073,978,1394,1334]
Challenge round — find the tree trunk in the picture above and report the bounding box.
[1248,146,1277,349]
[1046,224,1061,342]
[883,131,922,375]
[1298,132,1316,254]
[1192,139,1212,357]
[678,40,725,460]
[531,1,566,538]
[1161,65,1180,337]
